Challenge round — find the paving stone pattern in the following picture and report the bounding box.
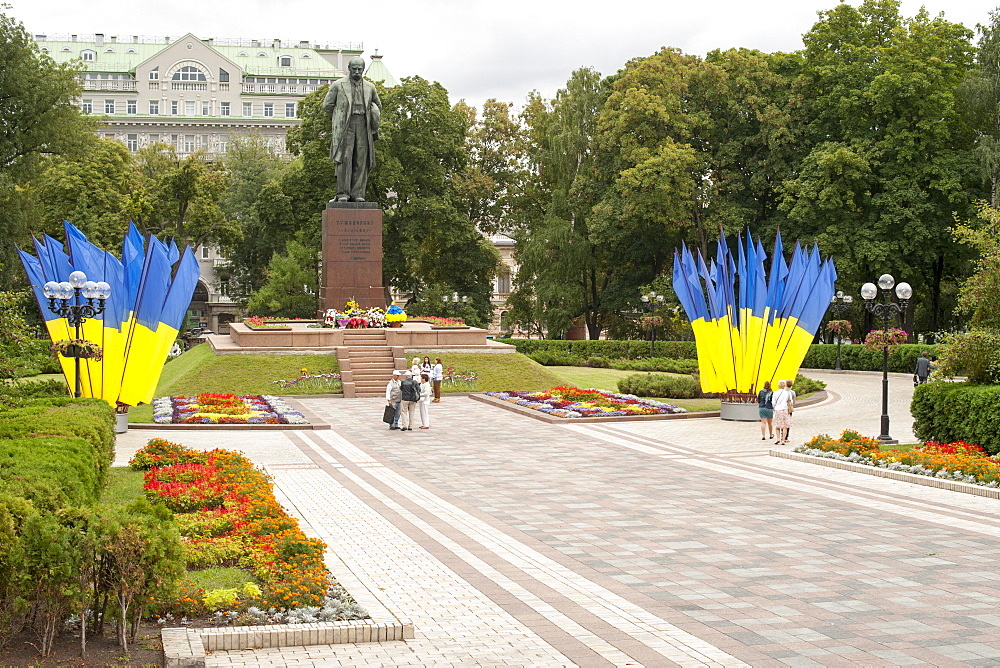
[116,371,1000,666]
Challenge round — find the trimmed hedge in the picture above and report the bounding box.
[497,338,698,360]
[617,373,701,399]
[911,382,1000,455]
[502,338,939,373]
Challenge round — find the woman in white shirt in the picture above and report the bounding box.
[432,357,444,402]
[771,379,794,445]
[418,373,432,428]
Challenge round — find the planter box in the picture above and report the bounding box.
[720,401,759,422]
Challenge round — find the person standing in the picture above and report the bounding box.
[757,381,774,441]
[323,56,382,202]
[385,370,402,430]
[772,380,793,445]
[418,373,432,429]
[398,371,420,431]
[410,357,422,377]
[915,352,932,384]
[785,378,797,439]
[431,357,444,402]
[421,356,433,376]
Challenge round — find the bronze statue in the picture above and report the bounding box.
[324,56,383,202]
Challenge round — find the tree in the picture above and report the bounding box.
[216,133,293,301]
[780,0,980,334]
[954,200,1000,330]
[369,76,500,324]
[0,6,92,287]
[132,144,239,253]
[34,136,146,253]
[960,8,1000,205]
[246,239,318,318]
[510,68,612,339]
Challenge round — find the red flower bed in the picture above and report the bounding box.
[130,439,329,609]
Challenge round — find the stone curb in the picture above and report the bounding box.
[162,620,415,667]
[769,450,1000,500]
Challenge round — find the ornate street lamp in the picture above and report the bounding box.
[861,274,912,444]
[442,292,467,318]
[42,271,111,398]
[640,291,665,357]
[829,291,854,371]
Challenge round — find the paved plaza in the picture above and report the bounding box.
[116,371,1000,667]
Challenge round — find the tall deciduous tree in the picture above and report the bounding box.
[780,0,979,332]
[960,8,1000,205]
[246,239,318,318]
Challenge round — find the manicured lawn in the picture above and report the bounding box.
[101,467,146,506]
[423,353,565,392]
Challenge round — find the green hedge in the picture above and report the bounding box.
[617,373,701,399]
[497,338,698,360]
[501,339,939,373]
[911,382,1000,455]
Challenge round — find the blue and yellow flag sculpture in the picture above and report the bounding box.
[672,230,836,393]
[17,221,201,407]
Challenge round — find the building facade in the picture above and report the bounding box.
[34,32,367,158]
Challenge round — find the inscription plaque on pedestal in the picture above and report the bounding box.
[320,202,384,310]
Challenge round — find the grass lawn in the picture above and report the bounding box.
[424,353,565,392]
[12,373,66,385]
[101,467,146,506]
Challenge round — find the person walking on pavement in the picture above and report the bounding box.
[915,352,932,384]
[757,381,774,441]
[784,378,797,440]
[431,357,444,402]
[398,370,420,431]
[772,380,794,445]
[418,373,432,429]
[385,370,402,430]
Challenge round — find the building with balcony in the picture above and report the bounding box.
[32,32,393,159]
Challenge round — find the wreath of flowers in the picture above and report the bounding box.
[863,327,908,352]
[51,338,104,362]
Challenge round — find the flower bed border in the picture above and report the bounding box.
[770,450,1000,500]
[130,397,331,430]
[471,392,716,423]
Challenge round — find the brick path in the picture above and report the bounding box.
[116,371,1000,666]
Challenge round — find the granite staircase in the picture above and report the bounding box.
[336,330,407,398]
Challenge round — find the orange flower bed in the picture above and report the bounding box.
[797,430,1000,487]
[130,438,329,609]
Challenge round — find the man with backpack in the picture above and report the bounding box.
[398,370,421,431]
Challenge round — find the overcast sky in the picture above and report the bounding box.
[11,0,995,113]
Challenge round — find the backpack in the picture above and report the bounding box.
[401,378,419,402]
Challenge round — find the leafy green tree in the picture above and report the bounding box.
[780,0,980,333]
[0,291,33,385]
[34,136,146,253]
[246,239,318,318]
[133,144,239,253]
[960,8,1000,205]
[954,200,1000,329]
[0,7,92,287]
[216,133,293,301]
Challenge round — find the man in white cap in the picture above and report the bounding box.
[385,370,402,430]
[398,370,421,431]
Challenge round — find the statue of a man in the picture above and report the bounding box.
[323,56,383,202]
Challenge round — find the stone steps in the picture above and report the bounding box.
[336,331,404,397]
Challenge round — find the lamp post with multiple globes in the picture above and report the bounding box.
[42,271,111,398]
[829,291,854,371]
[860,274,912,444]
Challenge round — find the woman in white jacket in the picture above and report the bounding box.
[418,373,432,429]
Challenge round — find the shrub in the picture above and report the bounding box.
[611,357,700,374]
[617,373,700,398]
[527,350,583,366]
[933,329,1000,384]
[498,339,698,360]
[912,382,1000,455]
[801,343,937,372]
[791,374,826,395]
[1,378,67,401]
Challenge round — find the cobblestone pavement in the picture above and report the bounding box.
[116,371,1000,667]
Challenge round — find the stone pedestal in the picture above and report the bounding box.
[320,202,384,310]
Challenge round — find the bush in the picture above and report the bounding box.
[527,350,583,366]
[617,373,700,398]
[2,378,67,401]
[933,330,1000,384]
[911,382,1000,455]
[498,338,698,360]
[610,357,700,374]
[802,343,938,372]
[791,374,826,395]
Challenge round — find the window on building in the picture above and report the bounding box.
[218,135,228,153]
[285,102,295,118]
[220,102,230,116]
[126,134,138,151]
[127,99,137,114]
[184,100,195,115]
[81,99,93,113]
[104,99,115,114]
[202,101,210,115]
[126,48,136,53]
[279,55,292,66]
[184,135,195,152]
[219,68,229,82]
[497,272,512,294]
[61,46,71,51]
[149,134,159,143]
[301,53,311,59]
[201,246,210,259]
[242,102,252,116]
[263,103,274,117]
[148,100,159,115]
[238,51,248,57]
[81,50,95,61]
[104,47,115,53]
[40,46,49,52]
[171,100,179,115]
[256,52,266,57]
[149,67,159,80]
[172,66,206,81]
